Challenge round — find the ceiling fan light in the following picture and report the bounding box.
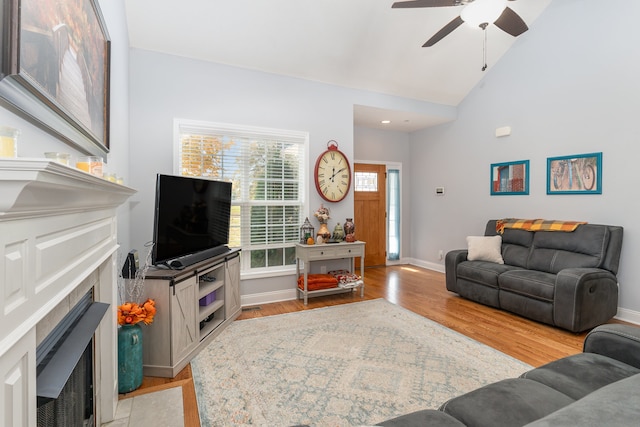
[460,0,507,28]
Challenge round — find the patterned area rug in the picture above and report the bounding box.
[192,299,531,426]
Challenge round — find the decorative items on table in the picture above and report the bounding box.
[344,218,356,242]
[329,269,363,288]
[297,274,338,291]
[117,243,156,393]
[314,204,332,243]
[317,223,331,243]
[300,217,315,244]
[332,223,345,242]
[297,270,362,291]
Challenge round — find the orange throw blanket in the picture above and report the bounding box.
[497,218,587,234]
[297,274,338,291]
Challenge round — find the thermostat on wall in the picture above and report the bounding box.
[435,187,445,195]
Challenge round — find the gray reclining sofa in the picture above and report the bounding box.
[445,220,623,333]
[378,323,640,427]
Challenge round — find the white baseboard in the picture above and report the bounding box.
[615,307,640,325]
[406,257,445,274]
[241,289,297,307]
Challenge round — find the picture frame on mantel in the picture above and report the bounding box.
[547,152,602,195]
[0,0,111,156]
[490,160,530,195]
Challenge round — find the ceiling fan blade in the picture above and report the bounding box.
[423,15,464,47]
[493,6,528,37]
[392,0,462,8]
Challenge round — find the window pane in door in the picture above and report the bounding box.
[355,172,378,192]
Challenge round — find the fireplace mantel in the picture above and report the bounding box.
[0,159,135,427]
[0,159,134,218]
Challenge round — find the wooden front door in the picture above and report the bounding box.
[354,163,386,267]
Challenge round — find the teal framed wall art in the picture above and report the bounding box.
[547,152,602,195]
[490,160,530,196]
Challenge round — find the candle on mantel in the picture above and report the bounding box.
[0,126,19,158]
[76,156,103,177]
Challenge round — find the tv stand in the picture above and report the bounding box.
[141,248,241,377]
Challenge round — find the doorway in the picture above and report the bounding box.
[354,163,386,267]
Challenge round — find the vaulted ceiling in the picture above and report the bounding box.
[125,0,552,131]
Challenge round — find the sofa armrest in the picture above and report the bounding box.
[445,250,468,293]
[376,409,466,427]
[583,324,640,369]
[554,268,619,332]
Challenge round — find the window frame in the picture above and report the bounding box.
[174,119,309,277]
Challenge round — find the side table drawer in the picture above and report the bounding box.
[333,246,363,258]
[305,247,340,260]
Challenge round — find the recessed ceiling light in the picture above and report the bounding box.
[381,120,391,124]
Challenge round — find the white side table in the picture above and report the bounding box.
[295,241,365,305]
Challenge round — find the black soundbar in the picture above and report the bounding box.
[168,246,230,270]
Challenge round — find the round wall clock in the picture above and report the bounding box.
[314,140,352,202]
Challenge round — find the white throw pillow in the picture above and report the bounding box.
[466,235,504,264]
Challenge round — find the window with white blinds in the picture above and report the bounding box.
[175,120,308,273]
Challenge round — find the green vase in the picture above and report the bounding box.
[118,324,143,393]
[332,223,345,242]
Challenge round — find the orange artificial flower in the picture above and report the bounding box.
[117,298,157,325]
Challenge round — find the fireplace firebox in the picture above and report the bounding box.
[37,344,93,427]
[35,290,108,427]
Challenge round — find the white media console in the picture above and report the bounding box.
[140,249,241,378]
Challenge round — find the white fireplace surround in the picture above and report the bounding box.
[0,159,135,426]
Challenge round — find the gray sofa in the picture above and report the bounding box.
[445,220,623,333]
[378,323,640,427]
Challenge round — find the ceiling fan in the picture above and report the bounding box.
[392,0,528,48]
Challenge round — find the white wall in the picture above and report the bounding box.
[0,0,132,253]
[410,0,640,320]
[99,0,132,256]
[128,49,452,298]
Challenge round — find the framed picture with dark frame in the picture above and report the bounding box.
[546,152,602,195]
[490,160,530,195]
[0,0,111,156]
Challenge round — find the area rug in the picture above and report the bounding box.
[191,299,531,426]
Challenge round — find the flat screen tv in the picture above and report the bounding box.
[152,174,232,269]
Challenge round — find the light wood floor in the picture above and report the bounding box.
[122,264,629,427]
